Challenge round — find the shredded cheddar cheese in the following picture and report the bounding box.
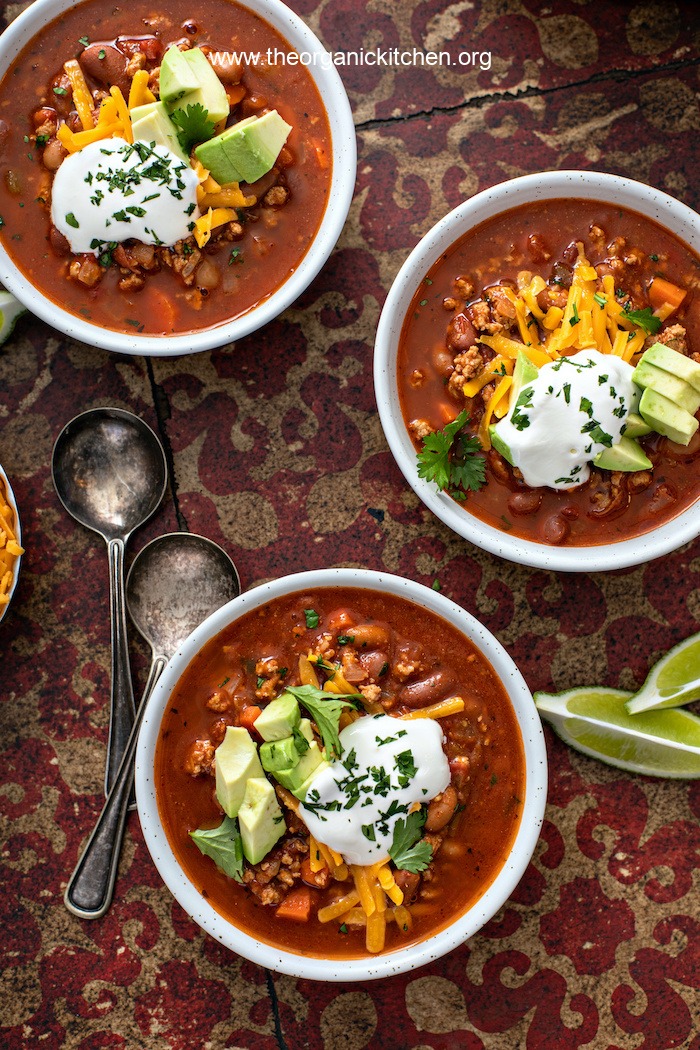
[0,473,23,613]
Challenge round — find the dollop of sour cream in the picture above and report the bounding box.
[51,137,199,255]
[299,713,450,866]
[494,348,637,490]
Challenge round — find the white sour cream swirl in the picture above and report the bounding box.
[51,137,199,254]
[299,713,451,866]
[493,348,637,490]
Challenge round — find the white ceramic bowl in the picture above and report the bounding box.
[0,0,356,356]
[136,566,547,981]
[0,464,22,623]
[374,171,700,573]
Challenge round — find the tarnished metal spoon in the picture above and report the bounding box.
[64,532,241,920]
[52,408,168,798]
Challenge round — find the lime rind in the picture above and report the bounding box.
[0,290,27,345]
[535,686,700,779]
[625,632,700,714]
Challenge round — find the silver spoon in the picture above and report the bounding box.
[64,532,241,920]
[52,408,168,798]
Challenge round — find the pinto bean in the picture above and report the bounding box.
[394,870,420,903]
[400,669,454,708]
[42,139,67,171]
[508,489,543,516]
[425,786,458,832]
[541,513,570,545]
[348,624,389,649]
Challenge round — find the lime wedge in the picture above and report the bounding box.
[0,290,27,345]
[625,632,700,715]
[535,686,700,778]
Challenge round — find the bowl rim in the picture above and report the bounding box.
[0,463,22,622]
[374,169,700,573]
[0,0,356,357]
[135,566,547,981]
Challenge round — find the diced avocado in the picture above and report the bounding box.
[260,736,300,773]
[168,47,229,125]
[644,342,700,394]
[639,387,699,446]
[131,100,189,163]
[593,434,653,472]
[292,761,331,802]
[159,45,201,106]
[254,693,301,742]
[297,718,315,744]
[511,350,539,405]
[488,423,516,465]
[238,777,285,864]
[195,110,291,185]
[632,359,700,416]
[214,726,265,818]
[623,411,652,439]
[274,741,326,793]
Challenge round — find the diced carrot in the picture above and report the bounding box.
[301,856,329,887]
[144,287,176,333]
[239,705,262,731]
[313,142,328,169]
[275,885,313,922]
[648,276,687,312]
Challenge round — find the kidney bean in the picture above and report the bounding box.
[425,786,458,832]
[446,312,477,352]
[400,669,454,708]
[49,225,71,255]
[541,514,570,545]
[508,489,543,516]
[432,346,454,377]
[207,52,242,83]
[527,233,551,263]
[81,44,130,94]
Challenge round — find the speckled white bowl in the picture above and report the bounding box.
[135,567,547,981]
[0,464,22,623]
[374,170,700,572]
[0,0,356,356]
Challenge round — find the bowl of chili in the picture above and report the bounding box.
[0,463,23,622]
[135,567,547,980]
[374,171,700,571]
[0,0,355,355]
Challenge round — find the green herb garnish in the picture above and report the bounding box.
[388,810,432,873]
[170,103,216,152]
[416,408,486,500]
[304,609,319,629]
[623,305,662,335]
[190,815,245,882]
[65,212,79,228]
[284,684,358,760]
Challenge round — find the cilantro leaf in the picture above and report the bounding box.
[388,810,433,873]
[284,685,359,760]
[190,815,245,882]
[416,409,486,500]
[623,305,662,335]
[170,103,217,153]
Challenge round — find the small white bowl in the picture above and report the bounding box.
[0,0,356,356]
[374,171,700,573]
[135,567,547,981]
[0,464,22,623]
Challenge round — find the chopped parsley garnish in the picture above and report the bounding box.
[126,205,146,217]
[580,396,593,417]
[416,408,486,500]
[190,815,245,882]
[569,302,580,326]
[228,248,244,265]
[98,48,106,60]
[53,86,67,96]
[562,382,571,405]
[378,662,389,677]
[65,212,79,228]
[649,253,659,262]
[361,823,376,842]
[337,634,354,645]
[219,676,230,688]
[511,386,534,431]
[388,810,432,873]
[622,305,662,335]
[170,103,217,152]
[36,133,49,147]
[304,609,319,629]
[593,292,607,308]
[78,35,89,46]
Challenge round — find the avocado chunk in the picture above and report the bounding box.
[639,387,699,446]
[293,762,332,802]
[130,101,189,163]
[623,411,652,439]
[488,351,539,464]
[593,434,653,472]
[238,777,285,864]
[159,45,201,106]
[254,693,301,741]
[275,740,327,794]
[260,735,299,773]
[488,423,516,465]
[644,342,700,394]
[195,110,292,185]
[214,726,265,818]
[161,46,229,125]
[632,359,700,416]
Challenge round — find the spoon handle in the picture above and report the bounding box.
[64,654,168,920]
[106,537,136,798]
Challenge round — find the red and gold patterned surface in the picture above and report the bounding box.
[2,1,700,1047]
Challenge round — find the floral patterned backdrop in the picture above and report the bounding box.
[1,0,700,1047]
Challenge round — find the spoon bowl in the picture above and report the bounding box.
[52,408,168,796]
[64,531,241,920]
